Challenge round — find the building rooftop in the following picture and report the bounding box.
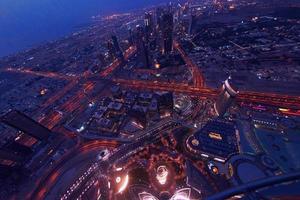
[187,120,239,160]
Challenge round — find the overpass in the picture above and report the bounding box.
[113,78,300,109]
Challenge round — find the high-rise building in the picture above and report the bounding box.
[144,12,154,41]
[128,28,134,46]
[149,38,157,51]
[111,35,124,60]
[188,14,197,35]
[1,110,52,141]
[135,25,151,68]
[99,53,105,63]
[107,40,116,59]
[161,11,174,54]
[214,77,238,117]
[141,41,150,68]
[156,7,164,31]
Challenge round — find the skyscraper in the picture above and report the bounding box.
[161,11,174,54]
[214,77,238,117]
[111,35,124,60]
[128,28,134,46]
[144,12,154,41]
[188,14,197,35]
[156,7,164,31]
[135,25,151,68]
[107,40,116,59]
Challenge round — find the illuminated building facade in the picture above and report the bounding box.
[214,76,238,117]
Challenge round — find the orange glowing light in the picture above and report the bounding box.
[0,159,15,166]
[212,166,219,174]
[279,108,289,112]
[161,111,171,118]
[192,139,199,146]
[209,132,222,140]
[155,63,161,69]
[117,174,129,193]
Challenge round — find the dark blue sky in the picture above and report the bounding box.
[0,0,170,57]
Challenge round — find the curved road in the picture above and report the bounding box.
[29,140,119,200]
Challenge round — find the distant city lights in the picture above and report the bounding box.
[1,1,300,200]
[154,63,161,69]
